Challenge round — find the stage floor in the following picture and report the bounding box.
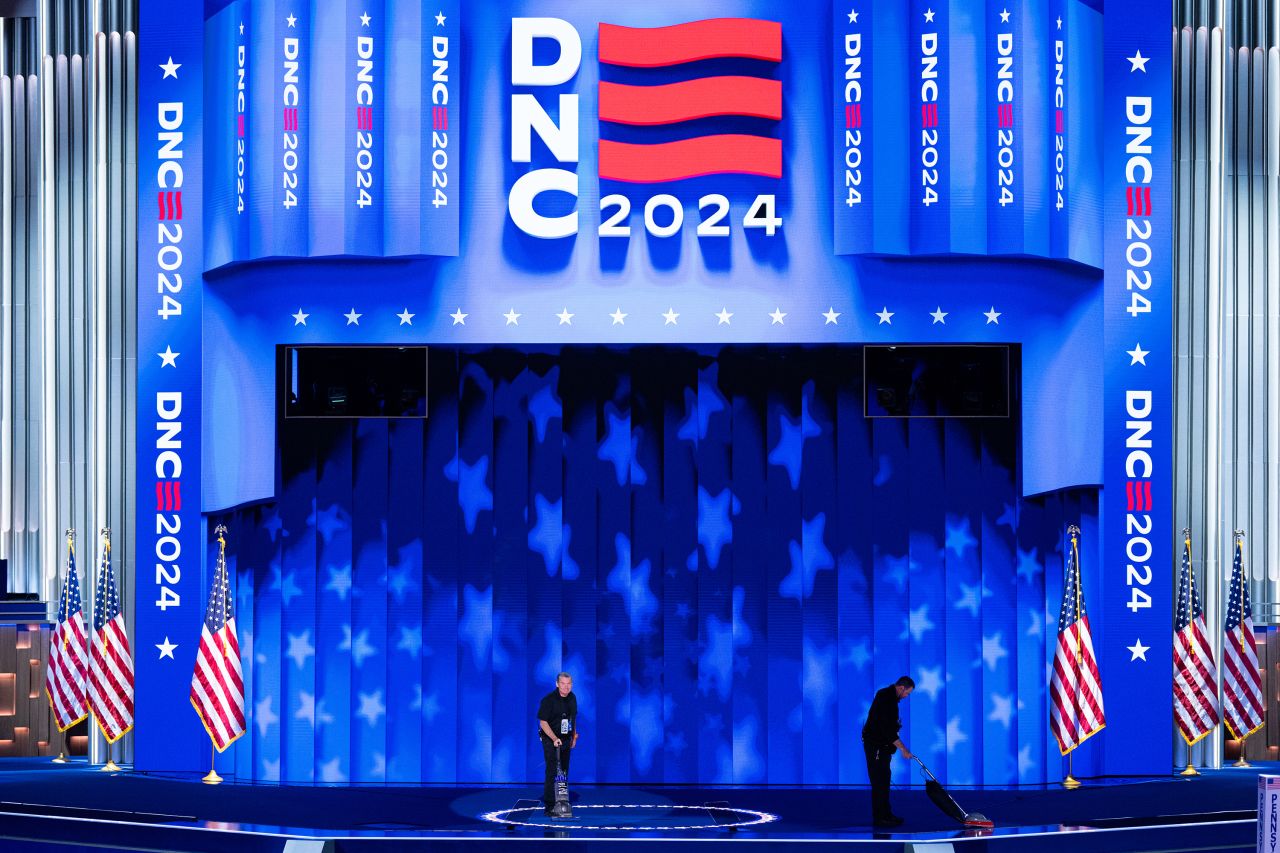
[0,759,1263,852]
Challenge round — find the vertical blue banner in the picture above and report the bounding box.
[832,3,873,255]
[910,0,950,254]
[204,1,249,269]
[1101,0,1173,775]
[137,0,206,772]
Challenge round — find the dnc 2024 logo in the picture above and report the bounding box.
[508,17,784,241]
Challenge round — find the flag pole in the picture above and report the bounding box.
[52,529,74,764]
[1063,525,1082,790]
[1179,530,1200,776]
[1231,530,1251,768]
[202,524,229,785]
[98,527,122,773]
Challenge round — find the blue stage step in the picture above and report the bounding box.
[0,601,49,622]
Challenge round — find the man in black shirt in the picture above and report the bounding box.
[537,672,579,814]
[862,675,915,827]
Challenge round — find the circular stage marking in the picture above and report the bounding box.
[479,803,780,831]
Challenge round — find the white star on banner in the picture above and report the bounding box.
[504,308,521,326]
[286,630,315,669]
[848,9,858,24]
[360,11,371,26]
[255,695,279,737]
[156,636,177,659]
[435,11,446,26]
[769,308,787,325]
[985,306,1002,324]
[1056,16,1063,29]
[238,22,244,34]
[286,13,297,27]
[924,8,936,22]
[901,604,935,643]
[357,690,386,727]
[1128,638,1150,661]
[716,307,733,326]
[340,626,378,667]
[556,307,574,325]
[1000,8,1011,22]
[160,57,181,78]
[876,307,894,325]
[930,306,949,324]
[610,308,627,325]
[989,693,1014,728]
[1128,343,1149,365]
[662,308,679,326]
[450,308,468,325]
[1128,50,1149,72]
[396,308,415,326]
[325,565,352,599]
[823,307,841,325]
[292,308,309,326]
[981,633,1008,670]
[157,346,179,367]
[916,665,943,700]
[344,308,362,326]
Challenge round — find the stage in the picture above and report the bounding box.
[0,760,1261,852]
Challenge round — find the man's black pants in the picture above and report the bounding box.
[863,742,893,820]
[542,737,570,806]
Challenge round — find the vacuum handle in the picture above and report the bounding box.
[912,755,938,782]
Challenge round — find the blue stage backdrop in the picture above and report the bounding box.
[213,346,1100,786]
[137,0,1172,783]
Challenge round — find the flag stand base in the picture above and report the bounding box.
[202,767,223,785]
[52,752,66,764]
[100,760,121,772]
[1062,775,1081,789]
[1179,763,1199,776]
[1234,757,1252,768]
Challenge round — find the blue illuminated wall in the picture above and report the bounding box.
[216,347,1101,785]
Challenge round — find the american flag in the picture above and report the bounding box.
[1173,534,1219,744]
[88,530,134,743]
[47,533,88,731]
[1049,527,1105,754]
[190,525,245,752]
[1222,532,1264,740]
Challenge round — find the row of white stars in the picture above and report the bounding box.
[286,306,1013,328]
[227,10,447,38]
[848,7,1064,28]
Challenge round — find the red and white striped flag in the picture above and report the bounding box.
[1223,532,1264,740]
[1049,526,1106,754]
[1173,534,1219,744]
[88,530,134,743]
[190,524,245,752]
[47,532,88,731]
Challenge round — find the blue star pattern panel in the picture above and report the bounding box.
[216,345,1099,785]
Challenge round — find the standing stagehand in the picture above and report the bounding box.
[537,673,580,816]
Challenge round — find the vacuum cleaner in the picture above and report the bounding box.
[549,743,573,820]
[913,756,994,829]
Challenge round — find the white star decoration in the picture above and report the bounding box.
[769,308,787,325]
[924,8,936,23]
[1128,638,1150,661]
[1000,8,1011,23]
[360,11,371,26]
[930,306,949,325]
[435,11,447,26]
[1128,50,1149,72]
[985,306,1002,325]
[662,308,679,326]
[504,308,521,326]
[396,308,415,326]
[157,346,179,367]
[156,636,178,659]
[239,22,244,34]
[876,307,894,325]
[344,308,362,326]
[823,307,841,325]
[556,307,574,326]
[286,13,297,27]
[847,8,859,23]
[450,308,468,326]
[292,308,309,326]
[610,308,627,326]
[1056,16,1063,29]
[715,307,733,326]
[1128,343,1149,365]
[160,57,181,78]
